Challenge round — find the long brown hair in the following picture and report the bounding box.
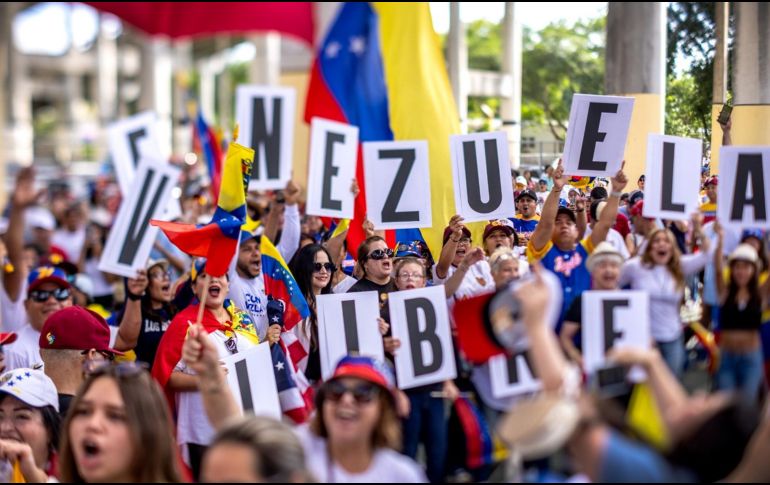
[310,383,402,451]
[59,369,182,483]
[641,229,685,290]
[727,259,761,308]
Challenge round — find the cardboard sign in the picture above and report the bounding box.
[305,118,359,219]
[221,344,281,419]
[450,131,516,223]
[581,290,650,374]
[718,147,770,229]
[643,134,702,221]
[489,353,542,398]
[317,292,385,380]
[389,286,457,389]
[107,111,165,196]
[98,158,180,278]
[363,140,432,230]
[562,94,635,177]
[235,85,296,190]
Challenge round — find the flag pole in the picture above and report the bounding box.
[196,277,210,326]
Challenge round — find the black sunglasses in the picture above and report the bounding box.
[324,380,380,405]
[367,248,394,261]
[312,262,336,273]
[29,288,71,303]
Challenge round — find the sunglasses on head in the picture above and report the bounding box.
[29,288,71,303]
[367,248,394,261]
[324,380,380,404]
[313,262,336,273]
[84,360,147,377]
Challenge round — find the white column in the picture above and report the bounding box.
[249,33,281,85]
[96,14,118,123]
[448,2,468,132]
[8,4,33,166]
[501,2,522,169]
[0,3,10,207]
[139,37,173,159]
[173,40,192,154]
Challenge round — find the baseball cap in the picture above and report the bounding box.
[327,355,397,401]
[516,189,538,202]
[191,258,207,282]
[704,175,718,187]
[515,176,527,187]
[25,207,56,232]
[728,244,759,266]
[239,231,260,246]
[39,306,123,356]
[72,274,94,299]
[394,241,424,259]
[586,242,624,272]
[0,368,59,411]
[442,225,472,245]
[27,266,71,293]
[146,258,169,273]
[630,200,645,217]
[556,206,577,224]
[483,219,515,240]
[741,229,766,243]
[628,190,644,206]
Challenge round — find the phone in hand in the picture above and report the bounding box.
[717,103,733,125]
[591,364,631,398]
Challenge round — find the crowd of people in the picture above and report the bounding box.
[0,117,768,483]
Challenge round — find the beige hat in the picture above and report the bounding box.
[586,241,624,273]
[496,393,580,460]
[728,243,759,266]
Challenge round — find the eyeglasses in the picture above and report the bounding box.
[29,288,71,303]
[456,237,471,244]
[84,360,148,377]
[324,381,380,405]
[398,273,425,281]
[312,262,336,273]
[81,349,116,362]
[149,269,171,280]
[367,248,394,261]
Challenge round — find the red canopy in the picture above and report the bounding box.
[84,2,314,45]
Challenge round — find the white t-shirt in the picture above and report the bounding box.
[4,324,42,371]
[227,269,269,341]
[84,259,114,298]
[0,278,27,333]
[174,331,261,447]
[433,260,496,302]
[585,226,630,260]
[52,227,86,263]
[296,426,427,483]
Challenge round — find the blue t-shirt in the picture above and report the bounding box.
[527,237,594,331]
[510,215,540,244]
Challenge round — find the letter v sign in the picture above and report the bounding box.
[118,168,170,265]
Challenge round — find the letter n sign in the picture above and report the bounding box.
[718,147,770,229]
[389,286,457,390]
[450,131,516,223]
[363,141,433,230]
[235,85,297,191]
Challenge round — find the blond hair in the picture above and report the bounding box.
[641,228,685,290]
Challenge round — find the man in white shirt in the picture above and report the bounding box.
[4,266,73,370]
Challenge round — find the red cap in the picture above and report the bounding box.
[442,225,472,245]
[39,306,123,356]
[704,175,718,187]
[483,219,515,240]
[0,333,17,346]
[630,200,645,217]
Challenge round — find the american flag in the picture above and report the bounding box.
[271,338,313,423]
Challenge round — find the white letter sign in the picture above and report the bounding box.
[220,344,281,419]
[305,118,359,219]
[643,134,702,221]
[108,111,164,197]
[489,353,542,399]
[718,147,770,229]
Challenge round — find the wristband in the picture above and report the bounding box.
[610,190,623,198]
[126,291,143,301]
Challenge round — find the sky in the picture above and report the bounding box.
[13,2,607,56]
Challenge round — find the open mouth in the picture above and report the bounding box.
[456,249,466,258]
[161,284,171,292]
[208,285,221,298]
[334,408,359,422]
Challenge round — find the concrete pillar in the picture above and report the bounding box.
[139,37,173,159]
[198,59,216,123]
[448,3,468,132]
[501,2,522,169]
[7,6,33,167]
[709,2,729,173]
[0,3,10,209]
[96,14,118,124]
[605,2,666,187]
[172,40,192,154]
[249,33,281,85]
[731,3,770,145]
[216,37,233,130]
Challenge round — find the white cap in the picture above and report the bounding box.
[90,207,112,228]
[0,368,59,412]
[728,243,759,266]
[586,241,624,272]
[73,273,94,299]
[26,207,56,231]
[515,176,527,186]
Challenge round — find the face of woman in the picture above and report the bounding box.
[201,442,261,483]
[395,262,426,291]
[68,377,134,483]
[322,377,382,448]
[451,237,471,266]
[593,259,621,290]
[650,232,674,265]
[312,251,332,291]
[731,260,756,287]
[147,265,172,303]
[195,273,229,309]
[363,240,392,281]
[492,259,519,287]
[484,230,512,256]
[0,396,50,469]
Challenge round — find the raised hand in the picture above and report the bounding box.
[284,179,301,205]
[610,161,629,193]
[552,159,568,192]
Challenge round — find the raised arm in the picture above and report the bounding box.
[590,162,628,248]
[713,220,726,301]
[276,180,302,262]
[720,116,732,146]
[575,196,587,240]
[4,167,43,302]
[113,271,149,351]
[443,247,484,298]
[529,162,567,254]
[436,214,464,280]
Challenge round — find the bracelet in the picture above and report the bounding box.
[126,291,143,301]
[450,237,460,243]
[610,190,623,198]
[575,209,585,213]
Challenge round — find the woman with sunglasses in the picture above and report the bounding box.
[347,236,397,319]
[288,244,336,382]
[299,355,426,482]
[59,362,183,483]
[0,368,60,483]
[113,259,180,369]
[152,259,260,479]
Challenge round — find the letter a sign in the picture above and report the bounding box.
[562,94,634,177]
[718,147,770,229]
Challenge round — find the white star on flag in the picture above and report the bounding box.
[350,36,366,55]
[271,315,280,323]
[325,41,342,58]
[275,361,285,371]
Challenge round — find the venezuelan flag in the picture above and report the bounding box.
[305,3,481,258]
[151,141,255,277]
[193,107,224,202]
[260,235,310,329]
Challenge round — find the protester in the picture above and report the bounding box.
[347,236,397,319]
[700,176,718,224]
[511,189,540,247]
[435,216,495,302]
[488,247,524,288]
[482,219,517,257]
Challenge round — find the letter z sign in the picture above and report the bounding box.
[363,141,432,230]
